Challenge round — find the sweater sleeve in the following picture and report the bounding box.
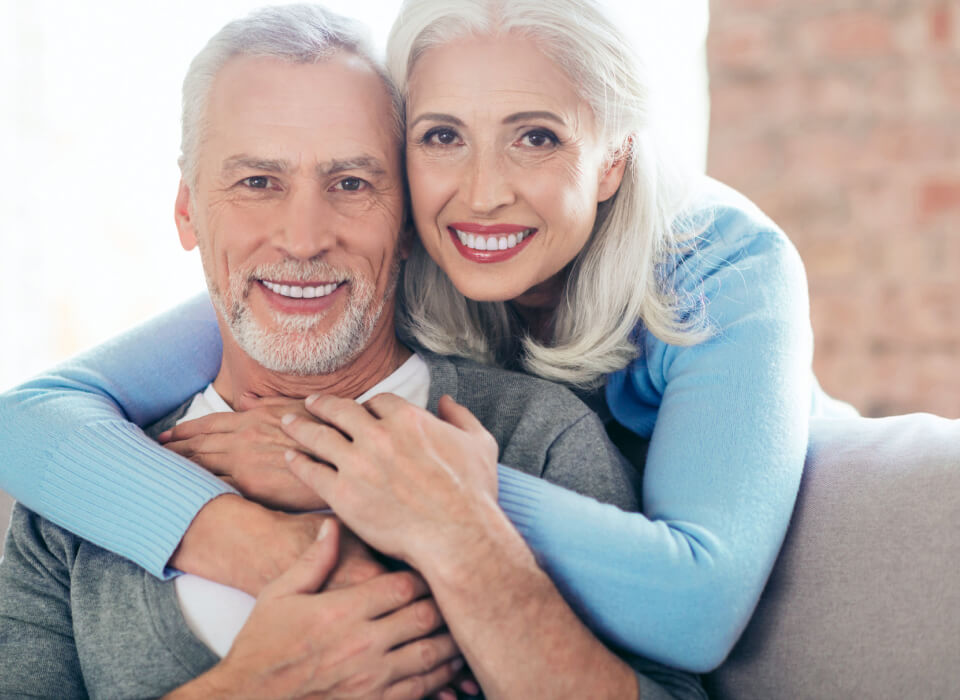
[497,191,813,673]
[0,505,87,698]
[0,293,230,577]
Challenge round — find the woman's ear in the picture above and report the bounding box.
[597,140,630,203]
[174,180,198,251]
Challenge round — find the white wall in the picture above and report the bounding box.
[0,0,708,391]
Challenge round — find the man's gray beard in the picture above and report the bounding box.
[206,258,397,376]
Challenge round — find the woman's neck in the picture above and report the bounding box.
[509,272,568,343]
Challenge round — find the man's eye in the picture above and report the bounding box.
[241,176,271,189]
[422,127,460,146]
[333,177,367,192]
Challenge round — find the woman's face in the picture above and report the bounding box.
[405,34,626,308]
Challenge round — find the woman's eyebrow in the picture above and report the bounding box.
[502,111,565,126]
[408,113,466,129]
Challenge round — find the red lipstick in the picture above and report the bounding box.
[447,224,537,264]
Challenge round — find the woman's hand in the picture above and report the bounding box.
[158,395,327,511]
[280,393,500,570]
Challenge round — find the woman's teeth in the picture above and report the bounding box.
[454,229,533,251]
[261,280,339,299]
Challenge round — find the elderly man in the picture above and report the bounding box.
[0,6,704,700]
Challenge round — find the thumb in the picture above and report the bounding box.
[262,519,340,599]
[437,395,486,436]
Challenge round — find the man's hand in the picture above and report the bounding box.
[158,395,327,511]
[166,520,463,700]
[170,495,383,596]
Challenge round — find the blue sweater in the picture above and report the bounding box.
[0,180,846,672]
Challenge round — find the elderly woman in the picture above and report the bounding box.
[0,0,851,689]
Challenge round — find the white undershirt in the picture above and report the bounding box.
[174,353,431,658]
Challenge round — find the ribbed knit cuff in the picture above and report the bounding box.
[496,464,548,539]
[38,420,236,579]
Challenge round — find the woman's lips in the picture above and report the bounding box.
[447,224,537,263]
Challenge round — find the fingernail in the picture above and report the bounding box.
[461,679,480,695]
[451,658,464,672]
[305,394,320,406]
[438,691,456,700]
[157,430,171,442]
[284,449,297,463]
[317,519,332,541]
[281,413,296,425]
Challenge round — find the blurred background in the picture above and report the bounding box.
[708,0,960,416]
[2,0,958,417]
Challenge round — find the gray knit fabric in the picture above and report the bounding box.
[0,350,703,700]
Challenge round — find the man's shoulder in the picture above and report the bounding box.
[420,349,592,426]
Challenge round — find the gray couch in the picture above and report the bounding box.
[2,413,958,698]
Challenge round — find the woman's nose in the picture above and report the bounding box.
[464,149,516,215]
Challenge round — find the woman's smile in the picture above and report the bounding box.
[447,223,538,262]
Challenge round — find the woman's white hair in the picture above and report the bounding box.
[179,4,402,186]
[388,0,710,388]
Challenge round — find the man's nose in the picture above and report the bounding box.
[274,187,338,259]
[464,148,516,215]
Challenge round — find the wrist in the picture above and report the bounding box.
[171,494,326,595]
[164,664,233,699]
[412,496,532,590]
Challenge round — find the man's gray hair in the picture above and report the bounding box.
[179,4,402,186]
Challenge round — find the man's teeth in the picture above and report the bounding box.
[454,229,533,251]
[261,280,339,299]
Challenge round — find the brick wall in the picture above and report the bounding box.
[707,0,960,416]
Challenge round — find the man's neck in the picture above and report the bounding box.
[211,320,412,408]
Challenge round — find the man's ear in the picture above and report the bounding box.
[597,143,630,203]
[174,179,198,251]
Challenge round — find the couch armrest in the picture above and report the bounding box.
[708,413,960,699]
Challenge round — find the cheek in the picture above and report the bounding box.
[532,172,599,245]
[408,159,454,222]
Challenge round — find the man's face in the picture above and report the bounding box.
[175,53,406,375]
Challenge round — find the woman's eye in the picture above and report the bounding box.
[241,176,271,188]
[422,127,460,146]
[519,130,558,148]
[333,177,367,192]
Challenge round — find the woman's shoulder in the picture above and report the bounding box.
[666,177,805,293]
[681,177,792,255]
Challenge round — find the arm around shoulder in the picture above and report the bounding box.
[0,293,226,577]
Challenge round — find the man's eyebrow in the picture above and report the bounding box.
[221,156,290,175]
[502,111,566,126]
[407,113,466,130]
[318,157,388,178]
